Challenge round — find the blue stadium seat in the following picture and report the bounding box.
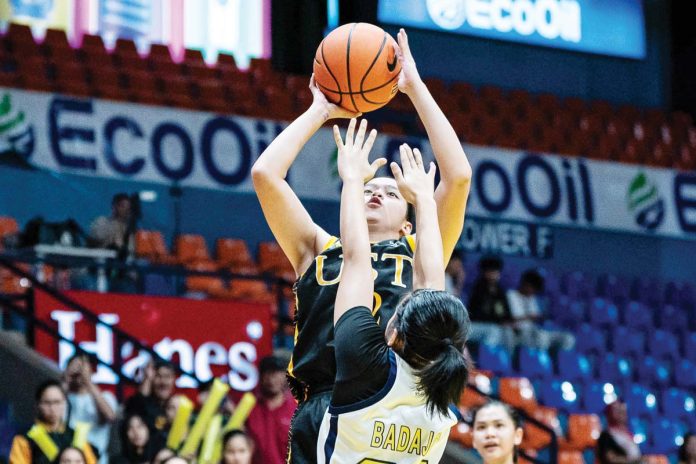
[556,349,593,382]
[622,301,653,331]
[685,332,696,363]
[630,277,663,308]
[588,298,619,328]
[660,388,696,422]
[574,323,606,356]
[552,296,586,330]
[597,353,633,386]
[674,359,696,389]
[581,381,618,414]
[517,346,553,379]
[561,271,592,299]
[648,329,680,362]
[636,356,671,389]
[596,273,629,305]
[624,383,658,418]
[477,344,512,376]
[611,326,645,358]
[657,304,689,334]
[645,418,684,454]
[538,379,580,413]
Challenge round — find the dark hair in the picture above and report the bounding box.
[680,432,696,462]
[112,193,130,206]
[54,447,87,464]
[154,360,176,373]
[120,413,159,462]
[35,379,65,402]
[259,355,286,374]
[394,289,471,416]
[222,429,254,448]
[479,255,503,272]
[520,269,545,293]
[472,401,522,463]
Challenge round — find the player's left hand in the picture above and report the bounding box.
[390,143,436,204]
[395,28,423,96]
[333,118,386,183]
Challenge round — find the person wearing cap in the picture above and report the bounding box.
[245,355,296,464]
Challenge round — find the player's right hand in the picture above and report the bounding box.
[309,74,362,120]
[333,118,386,183]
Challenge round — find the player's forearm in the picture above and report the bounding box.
[413,195,445,290]
[340,178,370,267]
[408,83,472,183]
[251,105,327,180]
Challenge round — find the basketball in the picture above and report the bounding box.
[313,22,401,113]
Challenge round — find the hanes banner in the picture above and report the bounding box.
[33,290,273,391]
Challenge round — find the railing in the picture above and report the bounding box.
[0,254,293,400]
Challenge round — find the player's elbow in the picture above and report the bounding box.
[251,163,273,188]
[449,162,472,186]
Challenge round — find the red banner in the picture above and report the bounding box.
[34,290,273,391]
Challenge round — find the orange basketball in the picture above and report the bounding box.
[313,23,401,113]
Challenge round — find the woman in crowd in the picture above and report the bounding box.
[9,380,98,464]
[221,430,254,464]
[111,413,164,464]
[596,400,642,464]
[55,447,87,464]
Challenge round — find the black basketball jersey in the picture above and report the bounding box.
[287,235,416,401]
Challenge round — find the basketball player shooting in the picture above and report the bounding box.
[251,28,472,463]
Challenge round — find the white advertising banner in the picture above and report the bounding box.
[2,88,696,240]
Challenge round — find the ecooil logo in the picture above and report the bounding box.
[627,172,665,231]
[426,0,467,30]
[0,93,34,159]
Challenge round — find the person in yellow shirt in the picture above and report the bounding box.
[9,380,98,464]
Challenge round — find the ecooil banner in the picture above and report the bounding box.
[1,88,696,239]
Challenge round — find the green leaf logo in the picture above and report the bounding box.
[0,93,34,158]
[627,172,664,231]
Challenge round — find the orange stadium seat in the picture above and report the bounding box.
[187,62,219,82]
[185,260,229,298]
[5,23,35,49]
[175,234,211,264]
[215,238,256,270]
[183,48,206,67]
[119,54,149,73]
[79,34,108,55]
[114,38,140,60]
[643,455,670,464]
[0,216,19,242]
[449,422,473,448]
[148,43,173,62]
[499,377,537,413]
[558,451,584,464]
[566,414,601,450]
[258,241,295,283]
[217,52,238,71]
[522,406,560,450]
[228,278,273,303]
[135,230,178,265]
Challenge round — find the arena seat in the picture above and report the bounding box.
[556,349,593,382]
[674,359,696,388]
[499,377,537,413]
[573,323,606,356]
[135,230,178,265]
[566,414,601,450]
[660,388,695,422]
[175,234,211,265]
[643,455,670,464]
[624,383,659,418]
[588,297,619,328]
[597,354,633,386]
[657,304,689,334]
[0,216,19,238]
[185,260,229,298]
[215,238,257,271]
[114,37,141,59]
[449,422,473,448]
[41,28,72,56]
[539,379,581,412]
[636,356,672,389]
[227,278,273,303]
[522,405,560,450]
[580,381,614,414]
[257,241,295,283]
[648,329,680,362]
[645,418,684,454]
[622,301,654,331]
[611,326,645,358]
[476,344,512,376]
[558,450,584,464]
[516,347,553,379]
[685,332,696,363]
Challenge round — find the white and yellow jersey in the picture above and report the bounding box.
[317,351,457,464]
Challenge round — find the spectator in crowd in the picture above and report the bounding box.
[466,256,509,346]
[110,413,164,464]
[63,354,118,464]
[444,247,466,299]
[221,430,254,464]
[597,400,642,464]
[88,193,134,255]
[472,401,523,464]
[56,447,87,464]
[9,380,98,464]
[506,269,575,352]
[124,361,176,435]
[196,379,234,419]
[680,433,696,464]
[245,355,296,464]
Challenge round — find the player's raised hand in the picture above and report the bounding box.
[390,143,436,204]
[309,74,362,120]
[333,119,386,183]
[395,28,423,96]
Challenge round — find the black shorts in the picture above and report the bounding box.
[287,390,332,464]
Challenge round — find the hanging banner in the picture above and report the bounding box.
[1,87,696,240]
[33,289,274,390]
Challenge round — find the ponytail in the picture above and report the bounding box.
[396,289,471,417]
